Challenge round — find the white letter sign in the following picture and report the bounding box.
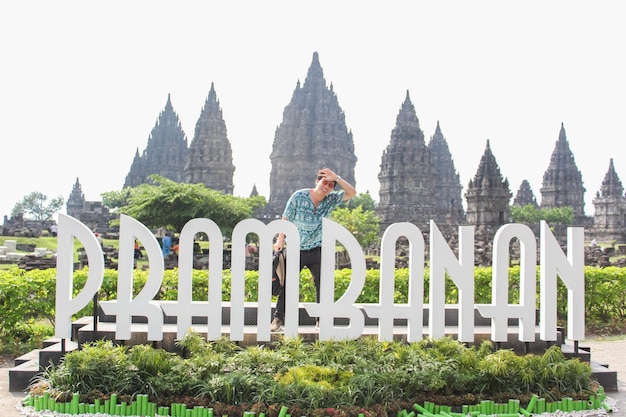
[55,216,586,345]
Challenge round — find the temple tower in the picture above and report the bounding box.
[124,94,188,188]
[428,121,465,224]
[539,123,586,218]
[591,158,626,241]
[65,178,114,232]
[124,150,146,188]
[267,52,357,217]
[377,91,436,231]
[464,140,512,232]
[184,83,235,194]
[66,177,86,218]
[513,180,539,208]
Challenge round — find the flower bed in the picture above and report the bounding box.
[22,335,611,417]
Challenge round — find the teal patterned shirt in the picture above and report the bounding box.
[282,188,345,250]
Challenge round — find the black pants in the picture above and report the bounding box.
[273,246,321,321]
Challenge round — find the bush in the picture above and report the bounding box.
[32,336,597,416]
[2,266,626,354]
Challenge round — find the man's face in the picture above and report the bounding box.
[315,176,336,195]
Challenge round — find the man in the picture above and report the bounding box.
[162,233,172,257]
[271,167,356,331]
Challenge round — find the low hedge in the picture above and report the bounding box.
[1,266,625,349]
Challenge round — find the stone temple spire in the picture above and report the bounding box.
[124,94,188,188]
[267,51,357,217]
[377,91,436,231]
[591,158,626,241]
[464,140,511,232]
[66,177,85,218]
[124,148,145,188]
[539,123,586,218]
[184,83,235,194]
[597,158,624,198]
[428,121,465,224]
[513,179,538,208]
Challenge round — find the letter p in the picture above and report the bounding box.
[55,214,105,339]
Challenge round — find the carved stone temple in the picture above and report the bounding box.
[513,179,539,208]
[32,52,625,245]
[266,52,357,217]
[428,121,465,225]
[66,178,116,233]
[539,123,586,220]
[184,83,235,194]
[376,91,437,232]
[123,85,235,195]
[464,140,512,233]
[124,94,188,188]
[590,158,626,241]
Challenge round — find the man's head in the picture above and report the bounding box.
[316,175,337,188]
[314,174,337,196]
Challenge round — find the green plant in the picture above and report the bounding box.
[0,268,56,350]
[229,345,292,375]
[30,335,598,415]
[6,319,54,354]
[276,365,354,389]
[129,343,179,375]
[33,340,141,399]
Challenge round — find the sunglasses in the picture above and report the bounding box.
[317,176,337,187]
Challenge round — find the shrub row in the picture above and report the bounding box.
[1,265,625,347]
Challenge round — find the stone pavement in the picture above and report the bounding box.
[580,337,626,415]
[0,356,27,417]
[1,339,625,417]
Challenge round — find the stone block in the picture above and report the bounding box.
[7,252,23,261]
[35,248,49,256]
[590,362,618,392]
[39,341,78,369]
[9,360,39,392]
[0,246,6,255]
[4,240,17,252]
[16,243,36,252]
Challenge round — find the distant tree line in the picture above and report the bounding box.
[510,204,575,225]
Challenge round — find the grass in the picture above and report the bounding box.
[0,235,215,271]
[0,235,119,270]
[0,236,59,251]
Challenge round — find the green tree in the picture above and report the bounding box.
[344,191,377,212]
[101,188,132,210]
[103,175,266,234]
[510,204,541,223]
[510,204,574,224]
[330,205,381,249]
[11,191,64,221]
[542,206,575,224]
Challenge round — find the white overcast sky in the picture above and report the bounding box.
[2,1,624,221]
